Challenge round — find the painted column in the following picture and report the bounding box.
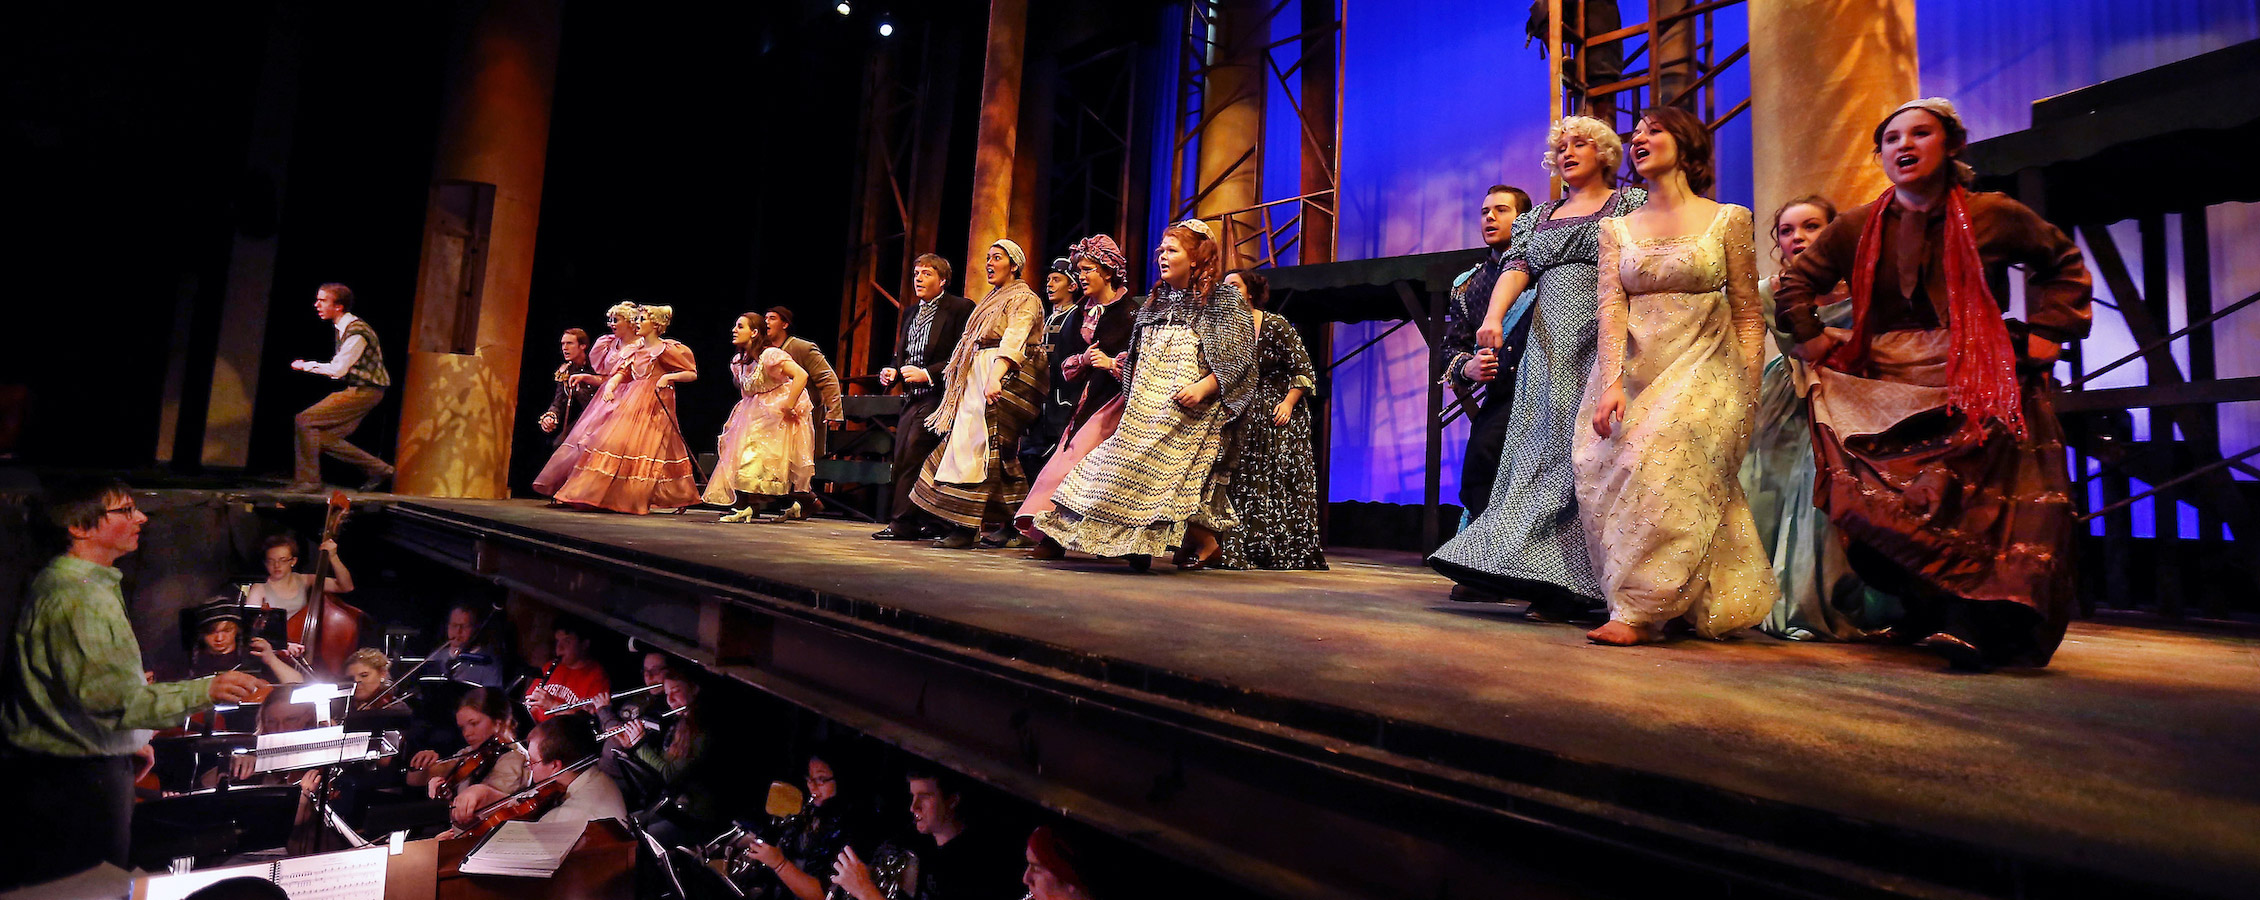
[965,0,1029,276]
[1749,0,1918,274]
[393,0,561,497]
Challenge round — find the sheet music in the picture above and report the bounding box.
[457,820,586,878]
[138,846,385,900]
[250,726,383,773]
[273,846,387,900]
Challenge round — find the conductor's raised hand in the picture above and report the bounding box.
[208,670,265,705]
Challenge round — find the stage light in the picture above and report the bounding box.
[879,21,893,37]
[835,1,850,15]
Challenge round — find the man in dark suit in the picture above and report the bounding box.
[872,253,975,539]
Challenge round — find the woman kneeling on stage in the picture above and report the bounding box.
[1774,97,2092,670]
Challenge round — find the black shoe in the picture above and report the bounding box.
[872,525,925,541]
[1918,632,1991,672]
[1124,554,1152,572]
[359,468,394,492]
[1448,584,1505,604]
[934,528,978,550]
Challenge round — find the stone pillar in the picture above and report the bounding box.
[965,0,1029,279]
[1193,0,1268,269]
[393,0,561,497]
[1750,0,1917,275]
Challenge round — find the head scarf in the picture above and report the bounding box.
[991,239,1026,272]
[1050,257,1074,278]
[1068,234,1127,282]
[1026,827,1089,897]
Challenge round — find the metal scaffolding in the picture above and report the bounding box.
[1166,0,1343,270]
[1540,0,1750,196]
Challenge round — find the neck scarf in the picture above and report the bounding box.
[925,279,1040,432]
[1829,185,2026,437]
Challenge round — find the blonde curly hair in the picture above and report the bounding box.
[1541,115,1623,187]
[605,300,641,327]
[639,304,674,332]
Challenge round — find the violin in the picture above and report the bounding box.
[287,492,366,675]
[443,754,598,841]
[426,737,507,802]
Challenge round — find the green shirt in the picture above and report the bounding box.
[1,555,215,757]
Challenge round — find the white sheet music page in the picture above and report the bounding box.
[274,846,388,900]
[458,819,585,878]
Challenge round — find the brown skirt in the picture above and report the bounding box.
[1808,330,2075,665]
[910,359,1047,529]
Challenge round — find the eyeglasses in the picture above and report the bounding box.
[101,504,139,519]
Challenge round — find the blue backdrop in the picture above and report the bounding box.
[1147,1,2260,533]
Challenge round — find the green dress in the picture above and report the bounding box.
[1739,278,1900,640]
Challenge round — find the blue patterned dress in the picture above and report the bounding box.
[1428,187,1646,605]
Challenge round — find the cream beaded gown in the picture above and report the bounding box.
[1571,205,1777,636]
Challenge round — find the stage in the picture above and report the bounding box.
[376,497,2259,900]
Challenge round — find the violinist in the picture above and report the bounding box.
[408,687,527,829]
[243,533,354,619]
[524,619,610,722]
[733,750,862,900]
[344,648,396,711]
[523,713,627,825]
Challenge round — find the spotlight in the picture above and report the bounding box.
[835,1,850,14]
[879,21,893,37]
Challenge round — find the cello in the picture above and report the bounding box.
[287,491,366,676]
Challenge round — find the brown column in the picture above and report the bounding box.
[1193,0,1267,269]
[965,0,1029,277]
[1298,0,1339,268]
[1749,0,1916,275]
[394,0,561,497]
[1651,0,1695,110]
[1009,51,1054,263]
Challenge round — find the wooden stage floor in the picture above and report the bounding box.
[404,498,2259,897]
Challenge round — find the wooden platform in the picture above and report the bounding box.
[380,498,2260,900]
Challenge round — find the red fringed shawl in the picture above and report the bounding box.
[1825,186,2028,438]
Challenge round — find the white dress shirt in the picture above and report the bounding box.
[300,312,368,379]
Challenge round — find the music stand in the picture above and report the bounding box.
[129,785,300,870]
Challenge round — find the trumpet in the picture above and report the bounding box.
[548,682,661,715]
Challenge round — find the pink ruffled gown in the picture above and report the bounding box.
[535,338,699,513]
[701,347,815,503]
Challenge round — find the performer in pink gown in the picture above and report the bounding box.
[535,305,700,514]
[702,312,816,522]
[536,301,641,482]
